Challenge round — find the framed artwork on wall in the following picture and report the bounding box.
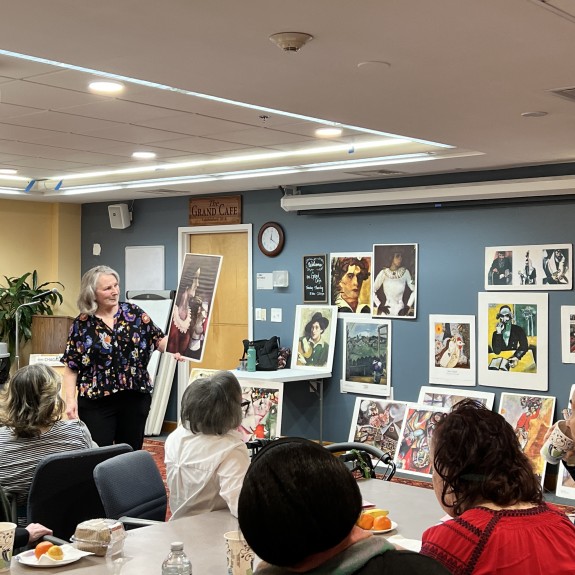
[291,305,338,371]
[330,252,372,315]
[418,385,495,410]
[485,244,572,290]
[429,314,475,386]
[348,397,408,459]
[372,243,418,319]
[561,306,575,364]
[478,292,548,390]
[341,317,391,397]
[498,392,555,487]
[303,254,328,303]
[395,403,449,478]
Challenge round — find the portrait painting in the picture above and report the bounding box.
[291,305,338,371]
[498,392,555,486]
[478,292,548,391]
[330,252,372,315]
[556,382,575,499]
[166,253,223,363]
[429,314,475,386]
[237,380,284,443]
[348,397,408,459]
[372,243,418,319]
[341,317,391,396]
[418,386,495,410]
[485,244,572,290]
[560,306,575,364]
[395,403,449,478]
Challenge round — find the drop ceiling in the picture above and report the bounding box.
[0,0,574,203]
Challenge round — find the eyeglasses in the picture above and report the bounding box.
[562,408,573,420]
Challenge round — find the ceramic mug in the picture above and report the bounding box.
[540,420,574,465]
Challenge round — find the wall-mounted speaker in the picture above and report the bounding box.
[108,204,132,229]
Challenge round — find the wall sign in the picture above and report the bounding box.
[189,195,242,226]
[303,254,327,303]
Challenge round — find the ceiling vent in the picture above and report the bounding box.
[549,86,575,103]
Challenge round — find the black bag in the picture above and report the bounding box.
[242,337,280,371]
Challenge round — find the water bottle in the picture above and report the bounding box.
[161,542,192,575]
[246,341,257,372]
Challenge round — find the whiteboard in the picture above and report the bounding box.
[125,246,165,292]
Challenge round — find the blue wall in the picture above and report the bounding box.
[81,185,575,441]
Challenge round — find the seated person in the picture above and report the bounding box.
[421,399,575,575]
[0,364,95,513]
[164,371,250,519]
[15,523,52,550]
[238,437,450,574]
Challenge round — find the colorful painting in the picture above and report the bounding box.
[485,244,572,290]
[237,380,284,443]
[166,253,223,362]
[348,397,407,458]
[395,403,449,478]
[561,306,575,364]
[555,384,575,499]
[341,317,391,396]
[429,314,475,386]
[372,243,418,319]
[418,386,495,410]
[478,292,548,390]
[498,392,555,486]
[330,252,372,315]
[291,304,338,371]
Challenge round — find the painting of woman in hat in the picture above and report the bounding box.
[298,311,330,367]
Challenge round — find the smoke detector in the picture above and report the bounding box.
[269,32,314,52]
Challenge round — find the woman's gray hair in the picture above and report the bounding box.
[77,265,120,314]
[0,364,65,438]
[181,370,243,435]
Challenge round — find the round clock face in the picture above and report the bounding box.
[258,222,285,257]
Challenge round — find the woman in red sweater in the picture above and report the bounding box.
[421,399,575,575]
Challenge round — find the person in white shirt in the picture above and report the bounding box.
[164,370,250,519]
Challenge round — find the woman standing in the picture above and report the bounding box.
[372,251,415,317]
[61,265,168,450]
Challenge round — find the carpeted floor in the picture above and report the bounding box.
[142,438,575,518]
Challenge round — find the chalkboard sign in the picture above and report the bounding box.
[303,254,328,303]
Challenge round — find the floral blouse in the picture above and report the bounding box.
[61,302,164,399]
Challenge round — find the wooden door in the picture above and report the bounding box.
[187,231,249,375]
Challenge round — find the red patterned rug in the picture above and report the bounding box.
[143,439,575,518]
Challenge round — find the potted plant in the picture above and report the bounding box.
[0,271,64,360]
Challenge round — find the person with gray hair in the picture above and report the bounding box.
[164,370,250,519]
[61,265,169,450]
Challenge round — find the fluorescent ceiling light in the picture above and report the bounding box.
[315,127,343,138]
[132,152,157,160]
[0,168,18,175]
[88,80,125,94]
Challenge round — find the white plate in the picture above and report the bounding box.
[371,520,398,534]
[16,545,91,568]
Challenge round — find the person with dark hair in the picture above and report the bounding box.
[164,370,250,520]
[420,399,575,575]
[297,312,330,367]
[488,250,512,285]
[238,437,450,574]
[0,364,95,508]
[61,265,170,451]
[331,257,371,313]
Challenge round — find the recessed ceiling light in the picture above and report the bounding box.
[315,127,343,138]
[0,168,18,174]
[132,151,157,160]
[88,80,125,94]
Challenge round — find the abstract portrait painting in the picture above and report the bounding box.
[330,252,372,315]
[237,380,284,443]
[429,315,475,386]
[342,317,391,396]
[348,397,407,459]
[498,392,555,486]
[478,292,548,390]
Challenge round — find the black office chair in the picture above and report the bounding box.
[93,450,167,527]
[26,444,133,541]
[325,442,396,481]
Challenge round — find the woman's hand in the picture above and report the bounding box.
[25,524,53,543]
[66,398,79,420]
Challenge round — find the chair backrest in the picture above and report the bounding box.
[324,442,396,481]
[93,450,167,522]
[27,443,133,540]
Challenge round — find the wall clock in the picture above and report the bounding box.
[258,221,285,257]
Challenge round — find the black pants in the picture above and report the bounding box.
[78,390,152,451]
